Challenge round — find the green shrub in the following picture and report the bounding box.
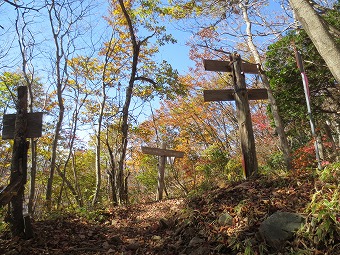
[295,163,340,252]
[260,151,286,172]
[0,206,9,233]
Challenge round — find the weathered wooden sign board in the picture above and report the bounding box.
[203,55,268,178]
[141,146,185,158]
[2,112,43,140]
[204,59,259,74]
[141,145,184,200]
[204,88,268,102]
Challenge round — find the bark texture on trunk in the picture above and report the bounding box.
[289,0,340,83]
[231,53,258,178]
[9,86,29,238]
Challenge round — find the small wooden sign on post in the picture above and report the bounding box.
[203,54,268,179]
[0,86,43,238]
[141,144,184,201]
[2,112,43,140]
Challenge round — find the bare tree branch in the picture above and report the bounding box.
[3,0,39,11]
[134,76,157,87]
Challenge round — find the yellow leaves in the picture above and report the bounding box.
[134,86,153,98]
[100,37,131,62]
[109,0,134,27]
[68,56,102,80]
[68,54,127,88]
[161,0,203,19]
[44,101,59,112]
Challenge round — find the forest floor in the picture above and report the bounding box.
[0,169,337,254]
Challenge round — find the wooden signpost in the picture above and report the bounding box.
[141,144,184,200]
[203,53,268,179]
[0,86,43,238]
[2,112,43,139]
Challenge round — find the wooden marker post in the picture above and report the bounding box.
[1,86,43,238]
[203,53,268,179]
[141,144,184,200]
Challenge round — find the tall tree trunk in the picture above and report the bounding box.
[116,0,158,203]
[105,129,118,205]
[27,140,36,214]
[46,103,64,210]
[15,7,38,216]
[117,75,134,204]
[240,1,292,169]
[337,121,340,161]
[56,166,82,207]
[45,0,83,210]
[117,0,141,204]
[92,30,116,206]
[72,152,83,207]
[289,0,340,83]
[92,99,105,206]
[9,86,28,238]
[25,70,38,216]
[92,49,111,205]
[57,92,85,208]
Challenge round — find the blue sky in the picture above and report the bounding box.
[156,26,195,75]
[0,0,195,75]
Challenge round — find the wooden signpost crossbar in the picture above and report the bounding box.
[204,59,259,74]
[204,88,268,102]
[141,146,185,158]
[203,54,268,178]
[141,144,184,200]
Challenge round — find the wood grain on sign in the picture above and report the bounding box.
[204,89,235,102]
[141,146,184,158]
[203,59,259,74]
[2,112,43,140]
[204,88,268,102]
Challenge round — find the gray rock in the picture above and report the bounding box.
[5,250,19,255]
[190,246,210,255]
[259,211,305,249]
[108,235,123,245]
[102,241,110,249]
[188,236,205,247]
[126,242,140,250]
[218,212,233,226]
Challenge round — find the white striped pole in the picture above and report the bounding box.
[294,48,322,169]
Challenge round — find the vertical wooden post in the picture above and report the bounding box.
[157,143,166,201]
[231,53,258,178]
[9,86,29,237]
[141,145,184,201]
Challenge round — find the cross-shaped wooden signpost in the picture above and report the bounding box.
[0,86,43,238]
[141,143,184,200]
[203,53,268,179]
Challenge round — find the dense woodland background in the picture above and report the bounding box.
[0,0,340,253]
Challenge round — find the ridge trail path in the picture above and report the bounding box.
[1,170,317,254]
[0,199,186,255]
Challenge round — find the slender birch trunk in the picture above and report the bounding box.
[239,0,292,169]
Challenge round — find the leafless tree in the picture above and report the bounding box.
[44,0,92,210]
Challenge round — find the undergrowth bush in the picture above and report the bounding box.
[0,206,8,233]
[260,151,286,172]
[294,163,340,253]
